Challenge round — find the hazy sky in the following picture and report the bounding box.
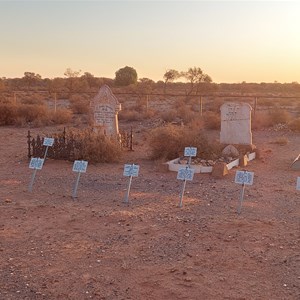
[1,1,299,83]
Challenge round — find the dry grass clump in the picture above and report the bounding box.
[203,111,220,129]
[70,129,122,163]
[69,95,89,114]
[0,102,72,126]
[288,118,300,132]
[149,124,222,160]
[160,109,178,123]
[268,108,291,125]
[270,137,289,146]
[118,108,156,121]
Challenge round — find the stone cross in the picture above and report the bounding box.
[220,102,252,145]
[90,85,121,135]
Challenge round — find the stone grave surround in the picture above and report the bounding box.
[220,102,253,145]
[90,85,121,136]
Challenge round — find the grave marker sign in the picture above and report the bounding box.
[123,164,140,203]
[177,166,195,208]
[72,160,88,198]
[220,102,252,145]
[28,158,45,192]
[43,137,54,161]
[235,170,254,214]
[297,177,300,191]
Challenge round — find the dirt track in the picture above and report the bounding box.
[0,126,299,299]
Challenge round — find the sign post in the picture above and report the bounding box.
[296,177,300,191]
[123,164,140,203]
[177,166,195,208]
[72,160,88,199]
[43,137,54,161]
[235,170,254,214]
[28,158,45,192]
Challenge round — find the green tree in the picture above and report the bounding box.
[115,66,138,86]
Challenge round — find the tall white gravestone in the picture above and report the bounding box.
[90,85,121,135]
[220,102,252,145]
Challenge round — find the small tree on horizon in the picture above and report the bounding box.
[115,66,138,86]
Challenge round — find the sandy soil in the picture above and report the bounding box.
[0,125,299,300]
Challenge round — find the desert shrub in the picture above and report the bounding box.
[17,104,49,125]
[69,95,89,114]
[289,118,300,132]
[270,137,288,146]
[203,111,220,129]
[149,124,222,160]
[81,132,122,163]
[252,112,273,130]
[118,110,141,121]
[268,108,291,125]
[257,98,276,107]
[160,109,177,122]
[50,109,72,124]
[0,103,18,125]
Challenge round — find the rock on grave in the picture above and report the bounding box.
[90,85,121,135]
[220,102,252,145]
[221,145,239,158]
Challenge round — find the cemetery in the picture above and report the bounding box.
[0,85,299,299]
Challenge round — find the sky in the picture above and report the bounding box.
[0,1,300,83]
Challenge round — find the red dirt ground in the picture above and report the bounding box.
[0,125,299,300]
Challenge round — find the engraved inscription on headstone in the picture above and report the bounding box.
[90,85,121,135]
[220,102,252,145]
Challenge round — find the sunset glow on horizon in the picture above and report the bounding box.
[1,1,299,83]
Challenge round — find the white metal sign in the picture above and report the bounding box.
[177,167,195,181]
[72,160,88,173]
[43,137,54,147]
[184,147,197,157]
[29,158,45,170]
[123,164,140,177]
[235,170,254,185]
[297,177,300,191]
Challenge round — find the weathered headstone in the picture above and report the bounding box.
[90,85,121,135]
[220,102,252,145]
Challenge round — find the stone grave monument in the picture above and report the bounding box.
[90,85,121,136]
[220,102,252,145]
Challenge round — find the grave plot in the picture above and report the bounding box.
[167,102,257,175]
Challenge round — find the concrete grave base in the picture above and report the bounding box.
[166,152,256,174]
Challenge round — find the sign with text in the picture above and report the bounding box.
[177,167,195,181]
[235,170,254,185]
[72,160,88,173]
[123,164,139,177]
[297,177,300,191]
[43,137,54,147]
[29,158,45,170]
[184,147,197,157]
